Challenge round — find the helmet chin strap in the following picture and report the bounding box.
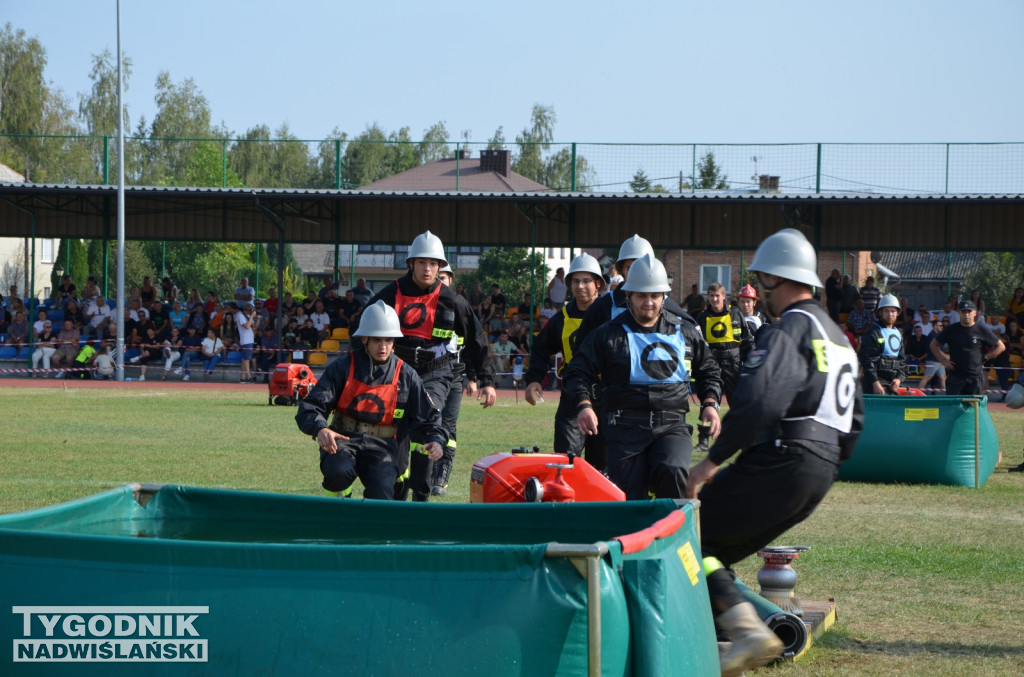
[626,292,666,324]
[757,273,784,316]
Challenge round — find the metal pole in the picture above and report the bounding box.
[570,142,577,191]
[455,143,460,192]
[335,138,342,189]
[945,143,950,194]
[221,138,228,187]
[115,0,127,381]
[254,244,261,297]
[103,136,110,184]
[972,399,981,489]
[691,145,697,193]
[815,143,822,194]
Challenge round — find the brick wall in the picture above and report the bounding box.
[660,248,873,301]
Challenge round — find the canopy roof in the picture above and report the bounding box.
[1,183,1022,251]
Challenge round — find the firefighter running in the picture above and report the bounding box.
[564,254,723,499]
[296,301,448,500]
[524,253,606,467]
[694,282,752,452]
[349,231,496,501]
[686,228,864,677]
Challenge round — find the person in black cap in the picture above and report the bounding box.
[930,300,1004,396]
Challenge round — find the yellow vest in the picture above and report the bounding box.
[559,306,583,374]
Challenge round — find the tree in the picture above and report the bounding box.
[153,241,251,300]
[629,169,652,193]
[418,120,450,163]
[49,238,88,295]
[86,239,109,290]
[629,169,669,194]
[0,23,47,174]
[460,247,548,312]
[183,142,243,188]
[310,127,350,189]
[510,104,593,190]
[229,123,314,189]
[486,126,507,151]
[964,252,1024,315]
[106,241,156,297]
[0,240,27,295]
[692,151,729,190]
[512,104,555,183]
[135,71,222,186]
[78,49,132,183]
[340,124,420,187]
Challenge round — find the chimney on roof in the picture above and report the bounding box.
[758,175,780,192]
[455,148,471,160]
[479,149,511,177]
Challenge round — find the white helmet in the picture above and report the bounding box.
[1006,382,1024,409]
[353,301,404,338]
[748,228,824,288]
[877,294,900,311]
[566,253,605,290]
[616,234,655,265]
[439,264,454,275]
[406,230,448,266]
[621,254,670,293]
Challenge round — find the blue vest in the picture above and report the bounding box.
[879,327,902,358]
[624,324,688,385]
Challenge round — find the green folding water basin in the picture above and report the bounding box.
[0,484,718,676]
[839,395,1000,487]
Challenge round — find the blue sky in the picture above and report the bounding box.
[8,0,1024,146]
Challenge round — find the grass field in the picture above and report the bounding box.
[2,384,1023,675]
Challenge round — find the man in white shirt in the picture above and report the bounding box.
[235,303,257,383]
[86,295,113,336]
[547,267,568,308]
[936,300,959,325]
[310,300,331,342]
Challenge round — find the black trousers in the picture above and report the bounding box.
[712,350,741,403]
[946,372,986,396]
[398,362,452,499]
[553,388,606,470]
[604,418,692,500]
[440,370,464,448]
[320,434,399,500]
[699,440,839,571]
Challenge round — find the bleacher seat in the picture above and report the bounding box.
[330,327,349,340]
[16,347,30,360]
[0,346,16,359]
[124,348,141,361]
[319,339,340,353]
[307,352,328,366]
[106,299,116,310]
[223,351,243,364]
[0,333,7,344]
[47,309,64,323]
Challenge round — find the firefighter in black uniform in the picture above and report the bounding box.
[429,264,482,496]
[735,283,768,360]
[576,234,698,343]
[694,282,751,452]
[349,231,496,501]
[565,254,723,500]
[296,301,447,500]
[859,293,907,395]
[524,253,606,466]
[686,228,864,677]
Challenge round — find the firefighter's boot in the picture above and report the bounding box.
[717,602,783,677]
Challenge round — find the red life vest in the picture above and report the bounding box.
[335,354,404,426]
[393,281,445,341]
